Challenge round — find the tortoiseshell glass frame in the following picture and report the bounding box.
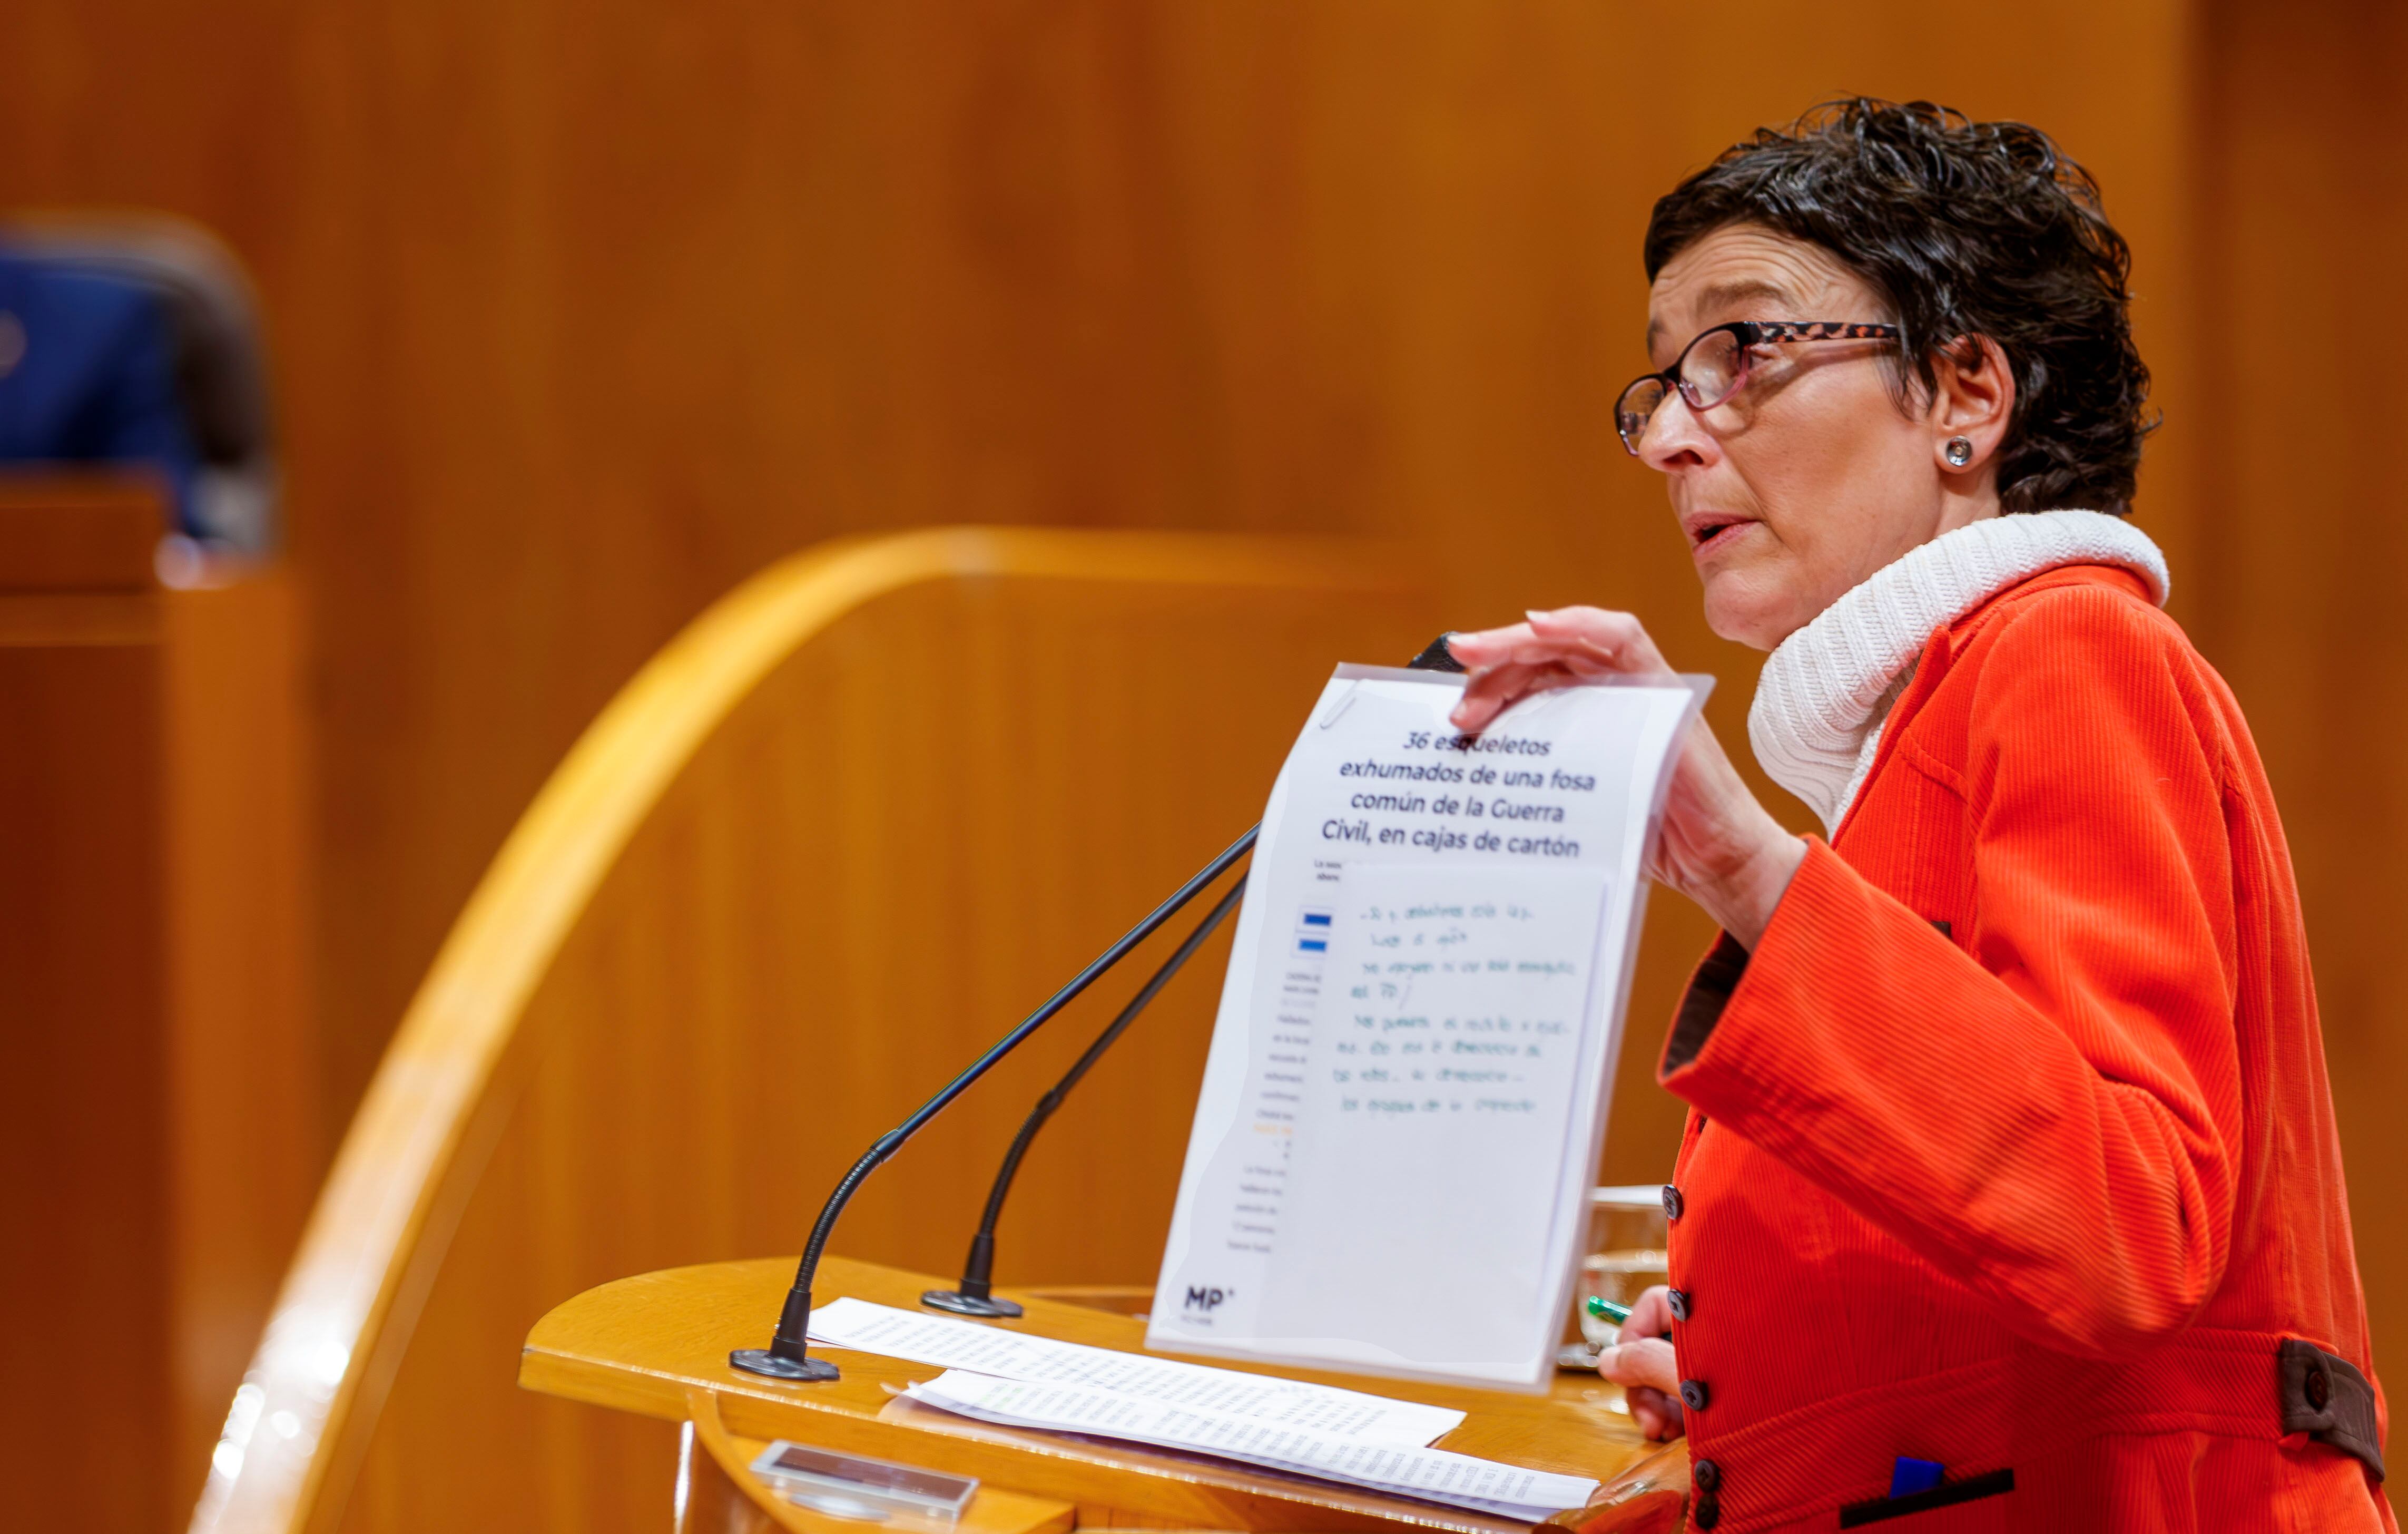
[1615,320,1901,456]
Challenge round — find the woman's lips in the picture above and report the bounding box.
[1687,516,1754,558]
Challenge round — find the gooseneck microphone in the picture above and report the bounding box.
[730,827,1256,1381]
[730,635,1464,1382]
[921,874,1250,1318]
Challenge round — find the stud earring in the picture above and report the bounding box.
[1944,436,1974,467]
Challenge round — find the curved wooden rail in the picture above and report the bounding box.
[188,526,1433,1534]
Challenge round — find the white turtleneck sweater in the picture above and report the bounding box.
[1747,509,2171,837]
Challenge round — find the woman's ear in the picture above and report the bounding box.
[1928,335,2015,477]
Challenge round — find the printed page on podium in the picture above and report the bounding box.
[1148,663,1706,1391]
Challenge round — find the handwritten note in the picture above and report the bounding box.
[1255,864,1608,1366]
[1149,667,1702,1389]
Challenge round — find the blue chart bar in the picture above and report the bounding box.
[1295,908,1334,955]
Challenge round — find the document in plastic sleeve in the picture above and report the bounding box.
[1148,665,1705,1390]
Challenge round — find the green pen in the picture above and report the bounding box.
[1586,1295,1673,1342]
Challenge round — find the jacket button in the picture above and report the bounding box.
[1679,1378,1711,1412]
[1666,1288,1691,1322]
[1662,1184,1684,1221]
[1692,1457,1720,1492]
[2306,1366,2331,1410]
[1690,1490,1721,1529]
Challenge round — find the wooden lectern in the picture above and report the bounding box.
[521,1256,1689,1533]
[0,474,313,1533]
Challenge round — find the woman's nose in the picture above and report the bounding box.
[1638,393,1717,472]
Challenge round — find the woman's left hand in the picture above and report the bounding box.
[1596,1285,1684,1441]
[1446,608,1805,947]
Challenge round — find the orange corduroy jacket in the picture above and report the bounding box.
[1655,563,2393,1532]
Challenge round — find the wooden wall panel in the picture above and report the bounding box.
[0,640,172,1534]
[0,1,2202,1182]
[2191,0,2408,1380]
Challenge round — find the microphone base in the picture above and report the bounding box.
[920,1288,1025,1319]
[729,1347,842,1382]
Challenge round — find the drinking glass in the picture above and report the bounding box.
[1559,1186,1670,1372]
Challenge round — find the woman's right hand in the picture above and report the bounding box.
[1596,1284,1684,1441]
[1447,609,1805,949]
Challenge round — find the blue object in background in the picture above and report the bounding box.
[0,217,279,555]
[1888,1457,1946,1498]
[0,252,200,520]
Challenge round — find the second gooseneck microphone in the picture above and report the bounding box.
[921,874,1250,1317]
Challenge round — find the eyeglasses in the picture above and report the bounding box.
[1614,320,1900,456]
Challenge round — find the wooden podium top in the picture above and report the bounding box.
[521,1256,1685,1533]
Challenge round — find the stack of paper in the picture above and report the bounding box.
[806,1301,1592,1517]
[807,1299,1462,1444]
[902,1371,1597,1520]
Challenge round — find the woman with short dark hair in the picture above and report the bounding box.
[1449,101,2391,1531]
